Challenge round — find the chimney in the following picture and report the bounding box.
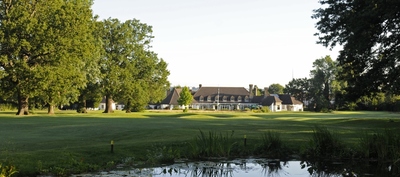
[199,84,202,89]
[249,84,254,99]
[254,85,258,96]
[264,87,270,98]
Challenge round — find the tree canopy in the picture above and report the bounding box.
[177,86,193,110]
[313,0,400,100]
[268,83,284,94]
[0,1,170,115]
[98,18,170,113]
[0,0,98,115]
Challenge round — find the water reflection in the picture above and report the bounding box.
[73,159,400,177]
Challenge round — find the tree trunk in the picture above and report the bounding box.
[77,94,87,113]
[103,95,114,113]
[48,105,55,114]
[125,98,131,113]
[17,94,29,115]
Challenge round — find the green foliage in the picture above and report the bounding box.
[188,130,237,159]
[255,131,288,158]
[359,129,400,161]
[303,126,345,159]
[98,18,169,113]
[268,84,284,94]
[0,163,18,177]
[0,0,99,115]
[177,86,193,109]
[146,145,180,165]
[37,152,99,177]
[313,0,400,98]
[308,56,337,112]
[284,78,310,103]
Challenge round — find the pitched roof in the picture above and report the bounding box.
[278,94,303,105]
[193,87,249,97]
[260,96,282,106]
[160,88,182,105]
[193,87,250,102]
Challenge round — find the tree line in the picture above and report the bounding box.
[292,0,400,112]
[0,0,170,115]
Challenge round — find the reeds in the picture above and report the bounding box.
[188,130,236,159]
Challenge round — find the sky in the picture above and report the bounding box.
[91,0,341,89]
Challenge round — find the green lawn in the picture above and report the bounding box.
[1,110,399,176]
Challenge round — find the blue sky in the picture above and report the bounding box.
[92,0,340,88]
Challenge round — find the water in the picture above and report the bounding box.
[72,159,398,177]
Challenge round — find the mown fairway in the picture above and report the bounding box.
[1,110,399,175]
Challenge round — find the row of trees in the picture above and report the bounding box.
[0,1,170,115]
[285,56,400,112]
[297,0,400,112]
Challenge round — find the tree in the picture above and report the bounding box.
[0,0,98,115]
[284,78,311,105]
[268,84,284,94]
[98,18,169,113]
[312,0,400,100]
[308,56,337,111]
[177,86,193,111]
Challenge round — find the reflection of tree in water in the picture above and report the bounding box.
[301,160,400,177]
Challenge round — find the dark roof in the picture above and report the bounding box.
[278,94,303,105]
[260,96,282,106]
[193,87,250,102]
[160,88,182,105]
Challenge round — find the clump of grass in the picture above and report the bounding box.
[0,163,18,177]
[255,131,288,158]
[358,129,400,161]
[188,130,236,159]
[146,145,180,165]
[302,126,345,159]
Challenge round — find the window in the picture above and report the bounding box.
[230,96,235,102]
[223,96,227,102]
[207,96,212,102]
[237,96,242,102]
[215,95,219,102]
[200,96,204,102]
[245,96,249,102]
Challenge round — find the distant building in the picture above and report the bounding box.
[159,84,303,112]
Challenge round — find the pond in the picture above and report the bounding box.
[71,159,398,177]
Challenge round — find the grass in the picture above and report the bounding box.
[0,110,400,176]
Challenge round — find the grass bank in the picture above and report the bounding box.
[0,110,399,176]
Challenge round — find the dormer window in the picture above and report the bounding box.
[207,96,212,102]
[199,96,204,102]
[215,95,219,102]
[238,96,242,102]
[230,96,235,102]
[245,96,249,102]
[223,96,227,102]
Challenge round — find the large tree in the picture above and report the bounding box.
[99,18,168,113]
[0,0,98,115]
[313,0,400,100]
[309,56,337,111]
